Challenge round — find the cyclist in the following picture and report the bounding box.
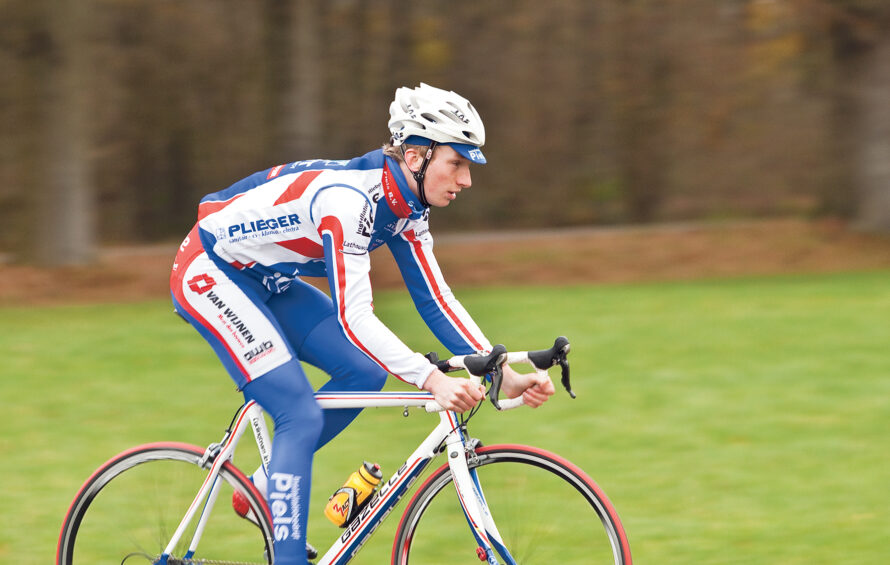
[170,83,554,565]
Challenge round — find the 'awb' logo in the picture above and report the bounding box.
[187,274,216,294]
[244,340,274,362]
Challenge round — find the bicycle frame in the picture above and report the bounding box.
[162,380,516,565]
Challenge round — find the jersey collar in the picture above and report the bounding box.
[383,156,426,220]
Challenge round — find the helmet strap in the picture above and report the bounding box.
[401,141,438,207]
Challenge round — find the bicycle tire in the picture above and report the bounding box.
[56,442,274,565]
[391,444,631,564]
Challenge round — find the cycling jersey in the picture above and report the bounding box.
[181,149,492,387]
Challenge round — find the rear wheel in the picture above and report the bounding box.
[57,442,274,565]
[392,444,631,564]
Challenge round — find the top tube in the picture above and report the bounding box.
[313,391,436,410]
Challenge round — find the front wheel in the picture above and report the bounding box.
[56,442,274,565]
[392,444,631,564]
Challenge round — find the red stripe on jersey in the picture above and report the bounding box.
[228,260,256,270]
[274,237,324,258]
[403,229,485,351]
[382,163,414,218]
[274,170,324,205]
[198,194,245,221]
[318,216,399,379]
[266,164,285,179]
[171,224,203,282]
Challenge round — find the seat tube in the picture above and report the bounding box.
[246,401,272,475]
[161,402,254,560]
[185,474,225,560]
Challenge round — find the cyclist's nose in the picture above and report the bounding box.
[457,168,472,189]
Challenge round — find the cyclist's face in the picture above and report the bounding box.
[408,145,473,207]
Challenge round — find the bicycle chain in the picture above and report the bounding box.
[147,557,269,565]
[185,554,318,565]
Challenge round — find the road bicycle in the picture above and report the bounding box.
[57,337,632,564]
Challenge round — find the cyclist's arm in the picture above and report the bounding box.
[386,225,493,355]
[314,188,437,387]
[386,225,556,407]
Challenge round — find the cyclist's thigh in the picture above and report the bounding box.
[172,252,295,389]
[266,279,334,346]
[267,279,385,384]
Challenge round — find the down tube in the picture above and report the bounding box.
[316,416,455,565]
[319,457,433,564]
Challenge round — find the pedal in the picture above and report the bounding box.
[306,541,318,560]
[234,490,318,561]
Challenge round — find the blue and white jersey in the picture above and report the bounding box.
[193,149,492,386]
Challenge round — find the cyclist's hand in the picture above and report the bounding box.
[421,369,485,412]
[501,364,555,408]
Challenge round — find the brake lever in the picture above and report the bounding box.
[527,336,575,399]
[558,354,575,399]
[487,360,506,410]
[424,351,454,373]
[555,337,575,398]
[463,345,508,410]
[426,346,509,409]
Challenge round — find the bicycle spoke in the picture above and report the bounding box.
[393,445,630,564]
[58,445,273,565]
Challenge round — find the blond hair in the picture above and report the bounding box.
[381,141,431,163]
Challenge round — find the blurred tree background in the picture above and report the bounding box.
[1,0,889,265]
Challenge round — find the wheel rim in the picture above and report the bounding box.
[395,446,629,564]
[60,446,272,565]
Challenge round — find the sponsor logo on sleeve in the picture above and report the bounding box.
[356,202,373,237]
[342,240,369,254]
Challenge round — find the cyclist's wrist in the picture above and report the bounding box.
[415,363,439,390]
[419,368,447,393]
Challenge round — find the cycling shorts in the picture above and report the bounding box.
[171,226,294,388]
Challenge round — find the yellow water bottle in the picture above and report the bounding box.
[324,461,382,527]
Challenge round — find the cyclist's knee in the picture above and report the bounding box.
[366,366,387,392]
[298,396,324,438]
[299,315,386,384]
[337,357,387,391]
[260,386,323,450]
[326,339,388,391]
[244,360,322,431]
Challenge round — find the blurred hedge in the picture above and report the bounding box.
[2,0,888,258]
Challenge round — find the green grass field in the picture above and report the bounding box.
[3,270,889,564]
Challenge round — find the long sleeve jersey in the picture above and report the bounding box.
[195,149,492,387]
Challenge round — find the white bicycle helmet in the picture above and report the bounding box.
[388,83,486,165]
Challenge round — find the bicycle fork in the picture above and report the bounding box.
[445,424,516,565]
